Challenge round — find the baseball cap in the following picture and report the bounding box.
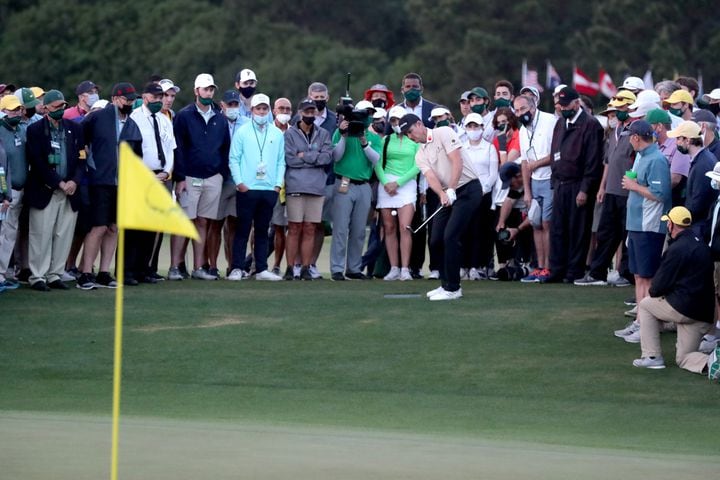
[222,90,241,104]
[608,90,637,108]
[0,83,16,95]
[519,86,540,100]
[621,76,645,92]
[354,100,376,112]
[143,83,164,95]
[705,162,720,183]
[235,69,257,83]
[660,206,692,226]
[664,89,694,105]
[499,162,521,189]
[630,89,661,109]
[388,105,407,119]
[645,108,671,125]
[629,102,658,119]
[398,113,421,134]
[620,120,653,137]
[297,97,316,111]
[42,89,67,107]
[159,78,180,94]
[75,80,98,95]
[430,106,450,118]
[701,88,720,104]
[14,87,40,108]
[0,95,22,111]
[464,112,484,126]
[373,108,387,120]
[111,82,137,100]
[458,90,471,102]
[250,93,270,108]
[691,109,716,124]
[468,87,489,99]
[30,87,45,99]
[667,120,702,139]
[194,73,217,90]
[553,84,568,96]
[556,86,579,106]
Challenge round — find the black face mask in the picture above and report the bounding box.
[301,116,315,126]
[373,122,386,133]
[708,103,720,116]
[519,112,533,127]
[239,86,256,98]
[314,99,327,112]
[119,104,133,115]
[25,107,36,117]
[371,99,386,109]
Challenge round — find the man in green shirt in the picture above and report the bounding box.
[329,100,381,280]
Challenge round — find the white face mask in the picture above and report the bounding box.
[466,130,483,142]
[608,118,619,129]
[86,93,99,108]
[253,113,268,125]
[225,107,239,121]
[392,125,401,134]
[276,113,291,125]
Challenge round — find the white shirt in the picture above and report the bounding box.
[462,139,498,194]
[314,108,328,128]
[196,104,215,124]
[519,110,556,181]
[130,105,177,174]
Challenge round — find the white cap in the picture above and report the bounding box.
[91,99,109,111]
[621,76,645,92]
[629,89,660,109]
[194,73,217,89]
[159,78,180,93]
[354,100,375,111]
[372,108,387,120]
[629,102,658,118]
[388,106,407,119]
[464,112,484,126]
[553,84,567,96]
[430,107,451,118]
[702,88,720,104]
[520,85,540,100]
[250,93,270,108]
[705,161,720,182]
[238,69,257,83]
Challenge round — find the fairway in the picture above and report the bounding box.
[2,279,719,478]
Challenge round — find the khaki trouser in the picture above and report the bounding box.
[638,296,711,373]
[0,189,23,280]
[29,191,77,284]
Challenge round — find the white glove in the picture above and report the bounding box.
[445,188,457,206]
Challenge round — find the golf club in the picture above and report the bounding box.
[407,205,443,234]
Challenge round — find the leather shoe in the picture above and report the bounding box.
[48,279,70,290]
[31,281,51,292]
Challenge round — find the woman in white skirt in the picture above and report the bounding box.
[375,106,419,280]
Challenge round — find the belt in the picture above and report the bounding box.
[336,174,367,185]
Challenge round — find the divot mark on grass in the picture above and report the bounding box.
[134,317,247,333]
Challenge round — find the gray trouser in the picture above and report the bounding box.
[330,180,371,274]
[0,189,23,281]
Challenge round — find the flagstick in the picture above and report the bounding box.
[110,227,126,480]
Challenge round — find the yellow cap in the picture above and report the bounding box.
[608,90,637,108]
[666,120,702,139]
[30,87,45,99]
[0,95,22,111]
[664,89,694,105]
[661,206,692,226]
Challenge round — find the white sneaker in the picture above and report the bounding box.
[61,271,76,282]
[614,321,639,338]
[699,335,719,354]
[607,270,620,283]
[624,305,638,318]
[633,356,665,369]
[426,286,444,298]
[428,270,440,279]
[429,288,463,301]
[459,268,468,279]
[227,268,245,281]
[255,269,282,281]
[293,264,302,278]
[384,267,401,281]
[624,328,641,343]
[468,267,481,281]
[400,268,413,281]
[309,264,322,279]
[191,268,217,280]
[168,267,183,281]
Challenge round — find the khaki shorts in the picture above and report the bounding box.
[183,174,223,220]
[714,262,720,298]
[286,194,324,223]
[215,180,237,220]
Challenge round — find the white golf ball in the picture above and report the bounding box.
[391,210,397,216]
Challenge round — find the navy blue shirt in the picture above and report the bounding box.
[172,103,230,181]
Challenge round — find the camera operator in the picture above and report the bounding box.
[329,100,382,281]
[495,162,533,279]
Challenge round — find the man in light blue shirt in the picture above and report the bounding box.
[227,93,285,281]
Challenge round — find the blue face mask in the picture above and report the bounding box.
[253,113,268,125]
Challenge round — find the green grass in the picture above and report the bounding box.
[2,280,719,455]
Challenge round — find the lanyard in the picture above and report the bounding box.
[252,122,268,163]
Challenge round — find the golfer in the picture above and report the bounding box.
[399,113,482,301]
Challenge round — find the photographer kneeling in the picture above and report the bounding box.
[495,162,533,280]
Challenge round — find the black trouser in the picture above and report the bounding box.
[232,190,278,273]
[588,193,629,281]
[462,192,494,269]
[549,180,595,281]
[124,229,156,280]
[429,180,483,292]
[409,188,441,274]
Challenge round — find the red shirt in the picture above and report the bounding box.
[493,130,520,155]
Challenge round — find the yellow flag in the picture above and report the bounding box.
[117,142,199,240]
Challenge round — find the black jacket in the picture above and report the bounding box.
[550,110,604,194]
[649,229,715,322]
[24,117,85,211]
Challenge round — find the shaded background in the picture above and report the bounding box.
[1,0,718,115]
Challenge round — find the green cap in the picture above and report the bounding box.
[645,108,671,126]
[15,87,40,108]
[43,89,67,106]
[469,86,489,99]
